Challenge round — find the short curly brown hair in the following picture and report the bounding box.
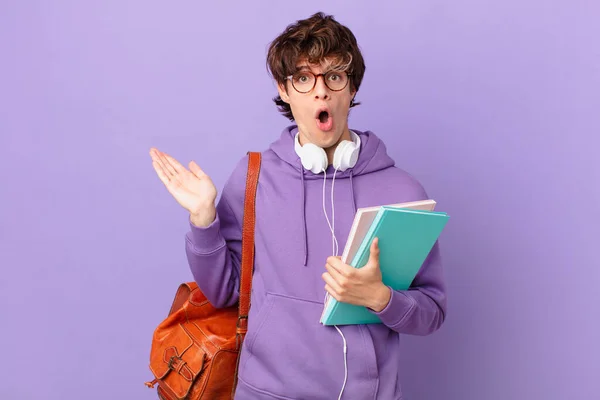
[266,12,366,121]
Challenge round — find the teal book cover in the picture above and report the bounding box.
[321,207,449,326]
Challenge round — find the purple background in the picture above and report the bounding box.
[1,1,598,399]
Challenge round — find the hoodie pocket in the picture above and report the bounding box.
[239,292,377,399]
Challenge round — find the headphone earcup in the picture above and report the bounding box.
[300,143,328,174]
[333,140,359,171]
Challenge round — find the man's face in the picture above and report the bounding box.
[277,59,356,150]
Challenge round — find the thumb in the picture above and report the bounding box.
[368,237,380,268]
[188,161,207,179]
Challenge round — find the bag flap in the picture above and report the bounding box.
[168,282,198,316]
[149,324,207,399]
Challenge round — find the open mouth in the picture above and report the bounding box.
[315,108,333,131]
[318,110,329,123]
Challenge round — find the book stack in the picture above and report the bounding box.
[320,200,449,326]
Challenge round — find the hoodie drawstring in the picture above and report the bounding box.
[299,168,358,267]
[349,170,357,216]
[300,170,308,266]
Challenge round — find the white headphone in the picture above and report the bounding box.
[294,130,361,174]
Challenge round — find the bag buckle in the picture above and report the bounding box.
[236,315,248,350]
[168,355,183,370]
[236,315,248,329]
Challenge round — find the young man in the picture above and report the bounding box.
[150,12,446,400]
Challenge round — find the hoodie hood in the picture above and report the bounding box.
[269,125,396,265]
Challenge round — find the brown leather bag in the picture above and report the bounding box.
[145,152,261,400]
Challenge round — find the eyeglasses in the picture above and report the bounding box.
[286,70,352,93]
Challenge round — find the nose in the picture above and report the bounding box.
[313,75,330,100]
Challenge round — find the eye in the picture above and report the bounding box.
[295,73,312,83]
[328,73,341,81]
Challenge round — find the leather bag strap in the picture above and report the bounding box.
[236,151,261,342]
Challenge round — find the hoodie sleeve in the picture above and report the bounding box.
[183,156,248,309]
[368,176,447,335]
[369,241,446,335]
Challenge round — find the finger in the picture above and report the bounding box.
[163,152,188,175]
[324,284,341,301]
[150,148,166,167]
[324,263,346,286]
[322,272,344,294]
[151,150,175,179]
[368,237,380,268]
[151,160,171,185]
[156,150,178,177]
[149,148,159,160]
[188,161,207,179]
[326,256,354,277]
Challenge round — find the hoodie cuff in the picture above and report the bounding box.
[369,287,416,329]
[186,213,226,254]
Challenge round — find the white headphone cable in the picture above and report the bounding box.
[331,168,339,256]
[329,167,348,400]
[334,325,348,399]
[322,170,339,256]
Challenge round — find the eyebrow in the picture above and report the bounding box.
[294,66,339,75]
[294,63,348,74]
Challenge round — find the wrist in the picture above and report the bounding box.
[369,284,392,313]
[190,205,216,228]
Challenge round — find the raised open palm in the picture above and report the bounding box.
[149,148,217,215]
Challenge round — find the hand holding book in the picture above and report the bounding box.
[322,237,392,313]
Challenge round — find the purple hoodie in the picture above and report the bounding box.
[185,125,446,399]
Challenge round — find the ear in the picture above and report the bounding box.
[349,92,357,107]
[277,82,290,103]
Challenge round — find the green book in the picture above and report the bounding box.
[320,206,449,326]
